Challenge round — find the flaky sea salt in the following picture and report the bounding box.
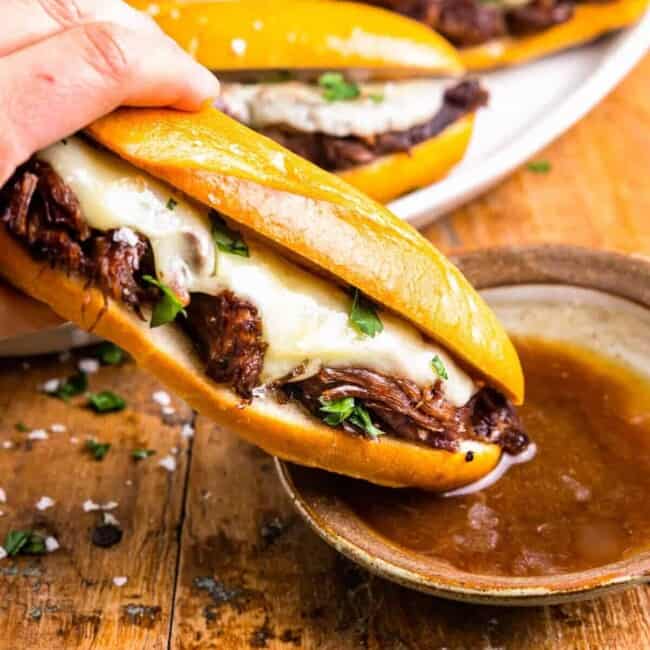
[28,429,48,441]
[50,424,66,433]
[0,488,5,503]
[45,537,60,553]
[112,227,139,247]
[36,496,55,511]
[159,455,176,472]
[180,423,194,439]
[78,358,100,374]
[231,38,247,56]
[0,547,6,561]
[152,391,171,406]
[113,576,128,587]
[42,379,60,393]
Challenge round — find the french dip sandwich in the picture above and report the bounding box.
[0,107,527,491]
[358,0,648,69]
[136,0,488,203]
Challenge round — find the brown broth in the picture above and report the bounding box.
[342,336,650,577]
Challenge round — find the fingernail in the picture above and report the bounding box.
[197,67,220,101]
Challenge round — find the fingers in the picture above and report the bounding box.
[0,21,219,184]
[0,0,157,56]
[0,281,62,340]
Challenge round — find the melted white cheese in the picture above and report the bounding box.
[38,137,475,407]
[220,79,447,138]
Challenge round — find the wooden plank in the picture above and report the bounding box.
[0,351,193,649]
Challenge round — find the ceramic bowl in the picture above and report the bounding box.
[276,245,650,606]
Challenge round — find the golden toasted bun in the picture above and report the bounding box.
[461,0,647,70]
[132,0,463,76]
[338,115,474,203]
[86,107,524,403]
[0,228,500,490]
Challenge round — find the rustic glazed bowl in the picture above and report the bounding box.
[276,245,650,606]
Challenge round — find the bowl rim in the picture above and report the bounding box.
[274,244,650,606]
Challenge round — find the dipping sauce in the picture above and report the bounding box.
[340,336,650,577]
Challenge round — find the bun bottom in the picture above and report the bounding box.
[461,0,646,70]
[0,229,501,490]
[338,116,473,204]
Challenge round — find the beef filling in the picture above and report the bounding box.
[359,0,588,46]
[253,80,488,172]
[0,159,528,453]
[284,367,528,453]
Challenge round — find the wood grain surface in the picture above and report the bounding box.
[0,54,648,650]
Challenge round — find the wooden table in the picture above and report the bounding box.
[0,55,648,650]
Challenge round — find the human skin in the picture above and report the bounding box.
[0,0,220,339]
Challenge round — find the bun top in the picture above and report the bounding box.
[132,0,463,76]
[87,106,523,403]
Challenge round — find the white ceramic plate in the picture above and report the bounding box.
[390,10,650,227]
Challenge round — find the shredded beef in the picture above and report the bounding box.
[184,292,267,400]
[0,159,152,309]
[359,0,579,46]
[285,367,528,453]
[257,80,488,172]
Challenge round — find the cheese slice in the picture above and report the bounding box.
[220,79,447,138]
[38,137,476,407]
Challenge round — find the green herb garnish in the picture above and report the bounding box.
[86,439,111,460]
[132,449,155,461]
[368,93,384,104]
[318,72,360,102]
[87,392,126,414]
[349,289,383,338]
[4,530,46,556]
[319,397,383,438]
[526,160,551,174]
[166,197,178,211]
[95,342,124,366]
[319,396,355,426]
[431,355,449,380]
[15,422,29,432]
[211,213,249,257]
[47,372,88,401]
[142,275,187,328]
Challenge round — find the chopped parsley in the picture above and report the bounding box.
[95,342,124,365]
[349,289,383,338]
[14,422,29,432]
[526,160,551,174]
[142,275,187,328]
[46,372,88,401]
[86,439,111,460]
[211,213,249,257]
[87,391,126,414]
[318,72,360,102]
[319,396,383,439]
[4,530,46,556]
[166,197,178,211]
[368,93,384,104]
[132,449,156,461]
[431,355,449,380]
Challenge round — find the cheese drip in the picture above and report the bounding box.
[38,137,476,407]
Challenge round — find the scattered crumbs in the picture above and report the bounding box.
[170,447,178,455]
[83,499,100,512]
[125,480,133,487]
[29,607,42,621]
[41,379,60,393]
[0,488,5,503]
[152,391,171,407]
[0,547,6,561]
[2,441,13,449]
[35,496,55,511]
[250,615,275,647]
[50,424,66,433]
[113,576,128,587]
[260,516,290,547]
[69,437,79,445]
[92,523,123,548]
[180,423,194,439]
[28,429,48,441]
[78,358,100,374]
[45,536,60,553]
[162,406,175,416]
[158,455,176,472]
[103,501,119,511]
[231,37,247,56]
[0,512,4,517]
[201,491,212,501]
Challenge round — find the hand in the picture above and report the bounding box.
[0,0,220,339]
[0,0,220,186]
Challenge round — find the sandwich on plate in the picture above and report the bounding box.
[0,106,528,491]
[357,0,648,69]
[134,0,488,203]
